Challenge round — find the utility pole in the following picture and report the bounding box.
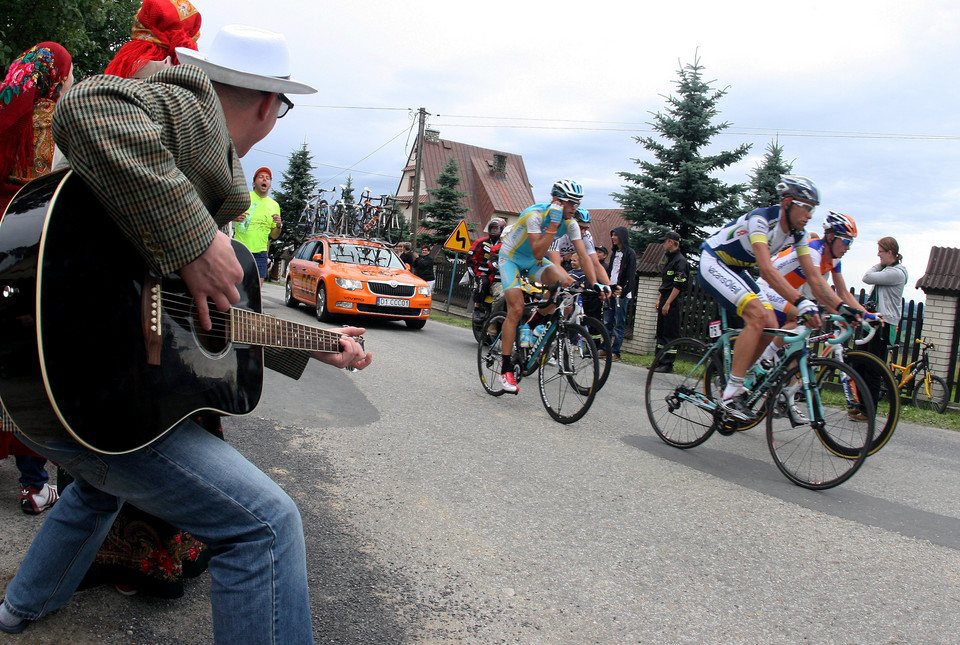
[410,107,428,249]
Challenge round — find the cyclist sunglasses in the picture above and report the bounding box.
[791,201,816,213]
[835,236,853,246]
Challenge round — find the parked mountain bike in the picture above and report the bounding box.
[817,316,900,455]
[887,338,949,413]
[645,309,875,490]
[478,280,601,424]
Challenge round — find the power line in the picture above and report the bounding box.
[293,104,959,141]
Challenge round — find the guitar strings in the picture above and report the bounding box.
[156,290,344,350]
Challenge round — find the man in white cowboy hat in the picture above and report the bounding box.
[0,25,370,643]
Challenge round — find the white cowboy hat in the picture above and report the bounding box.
[176,24,316,94]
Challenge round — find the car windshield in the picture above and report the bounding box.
[329,243,406,269]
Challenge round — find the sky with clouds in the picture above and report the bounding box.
[191,0,959,303]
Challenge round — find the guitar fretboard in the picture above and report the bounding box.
[231,309,342,353]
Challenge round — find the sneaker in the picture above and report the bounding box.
[0,617,27,635]
[20,483,58,515]
[718,394,757,423]
[654,364,673,373]
[612,354,621,362]
[499,372,519,394]
[115,584,137,596]
[788,403,808,424]
[848,409,869,422]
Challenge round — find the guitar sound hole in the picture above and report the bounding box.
[192,305,229,357]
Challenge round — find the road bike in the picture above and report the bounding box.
[478,280,600,424]
[359,193,404,244]
[817,316,900,455]
[888,338,949,413]
[295,187,339,240]
[645,309,875,489]
[559,287,612,390]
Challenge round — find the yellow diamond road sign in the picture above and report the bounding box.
[443,220,472,253]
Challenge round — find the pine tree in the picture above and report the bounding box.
[270,144,317,271]
[340,176,356,206]
[417,157,469,248]
[613,54,751,257]
[745,138,794,209]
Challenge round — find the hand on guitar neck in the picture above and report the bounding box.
[317,326,373,372]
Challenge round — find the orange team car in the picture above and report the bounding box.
[284,234,432,329]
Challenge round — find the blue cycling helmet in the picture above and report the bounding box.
[775,175,820,205]
[550,179,584,202]
[574,207,591,223]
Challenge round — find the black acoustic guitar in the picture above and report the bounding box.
[0,170,355,454]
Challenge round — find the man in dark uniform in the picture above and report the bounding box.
[654,230,688,372]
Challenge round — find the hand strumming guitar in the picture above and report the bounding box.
[181,231,244,331]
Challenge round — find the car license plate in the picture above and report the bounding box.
[377,297,408,307]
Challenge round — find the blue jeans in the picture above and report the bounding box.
[14,455,49,489]
[604,297,628,354]
[4,420,312,644]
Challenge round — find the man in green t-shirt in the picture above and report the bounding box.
[234,166,281,283]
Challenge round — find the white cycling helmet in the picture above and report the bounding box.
[550,179,584,203]
[775,175,820,205]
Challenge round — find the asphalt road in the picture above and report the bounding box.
[3,282,960,644]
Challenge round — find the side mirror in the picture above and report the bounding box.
[312,253,323,263]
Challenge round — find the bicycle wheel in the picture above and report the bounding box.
[538,322,599,424]
[477,313,510,396]
[912,373,949,413]
[845,350,901,454]
[645,337,719,448]
[580,316,612,391]
[767,356,874,490]
[383,214,403,245]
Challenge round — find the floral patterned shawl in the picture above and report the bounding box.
[0,42,72,184]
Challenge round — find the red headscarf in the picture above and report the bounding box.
[104,0,202,79]
[0,41,72,182]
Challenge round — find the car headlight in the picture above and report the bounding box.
[335,278,363,290]
[417,285,432,297]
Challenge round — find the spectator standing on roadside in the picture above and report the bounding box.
[234,166,282,285]
[412,244,435,289]
[0,41,75,516]
[603,226,637,361]
[862,236,908,404]
[654,231,688,373]
[398,242,415,267]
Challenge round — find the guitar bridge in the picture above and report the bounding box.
[142,275,162,366]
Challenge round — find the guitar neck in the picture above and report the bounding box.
[231,308,343,353]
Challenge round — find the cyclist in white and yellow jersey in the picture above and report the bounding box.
[697,175,822,422]
[758,211,867,328]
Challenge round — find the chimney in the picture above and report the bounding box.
[424,128,440,144]
[492,153,507,174]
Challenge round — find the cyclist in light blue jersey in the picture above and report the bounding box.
[697,175,823,422]
[496,180,609,393]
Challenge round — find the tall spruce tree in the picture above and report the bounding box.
[270,144,317,271]
[745,138,794,209]
[418,157,469,248]
[613,54,751,257]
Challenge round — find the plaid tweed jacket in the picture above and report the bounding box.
[52,65,309,379]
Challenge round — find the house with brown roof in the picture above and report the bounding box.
[395,128,631,249]
[394,129,535,236]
